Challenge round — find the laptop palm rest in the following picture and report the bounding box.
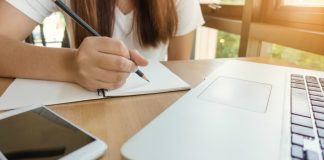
[198,77,272,113]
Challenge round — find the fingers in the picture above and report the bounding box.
[93,68,130,84]
[76,37,149,91]
[78,68,129,91]
[76,68,129,91]
[95,53,137,73]
[86,36,130,59]
[129,50,149,66]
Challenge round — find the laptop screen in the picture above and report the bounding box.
[0,107,95,160]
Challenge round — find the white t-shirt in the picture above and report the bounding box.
[6,0,204,61]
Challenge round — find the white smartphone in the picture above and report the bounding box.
[0,105,107,160]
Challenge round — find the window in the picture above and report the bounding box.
[261,0,324,32]
[195,0,243,59]
[272,44,324,70]
[199,0,324,70]
[216,31,240,58]
[219,0,244,5]
[256,0,324,70]
[284,0,324,6]
[195,27,240,59]
[31,12,66,48]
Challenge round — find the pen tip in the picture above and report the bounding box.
[143,76,150,82]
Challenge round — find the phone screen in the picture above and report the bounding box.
[0,107,95,160]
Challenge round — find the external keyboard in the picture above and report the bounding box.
[291,74,324,160]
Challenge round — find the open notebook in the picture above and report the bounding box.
[0,62,190,110]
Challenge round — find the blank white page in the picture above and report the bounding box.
[107,62,190,96]
[0,62,190,110]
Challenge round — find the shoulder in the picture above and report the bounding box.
[174,0,201,8]
[6,0,58,23]
[173,0,204,36]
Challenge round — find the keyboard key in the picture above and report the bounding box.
[290,76,304,80]
[292,134,304,146]
[291,145,304,159]
[307,82,321,87]
[308,87,322,92]
[319,78,324,83]
[320,139,324,149]
[316,120,324,129]
[306,83,318,87]
[309,91,323,97]
[292,115,313,128]
[312,101,324,107]
[291,79,305,84]
[310,95,324,102]
[292,77,305,82]
[292,124,315,138]
[292,83,306,90]
[314,112,324,121]
[305,150,319,160]
[291,88,311,117]
[292,74,304,78]
[306,76,317,80]
[307,83,320,88]
[318,128,324,138]
[313,106,324,114]
[306,76,318,83]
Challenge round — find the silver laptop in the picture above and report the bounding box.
[121,60,324,160]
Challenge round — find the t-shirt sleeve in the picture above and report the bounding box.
[175,0,205,36]
[6,0,58,24]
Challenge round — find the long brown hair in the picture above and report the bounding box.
[70,0,178,48]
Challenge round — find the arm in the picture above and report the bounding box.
[167,31,195,61]
[0,1,148,91]
[0,1,75,82]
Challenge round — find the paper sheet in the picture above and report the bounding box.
[0,62,190,110]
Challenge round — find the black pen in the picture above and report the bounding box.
[53,0,149,97]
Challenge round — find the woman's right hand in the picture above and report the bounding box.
[71,36,148,91]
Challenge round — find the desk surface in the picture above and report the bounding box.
[0,57,303,160]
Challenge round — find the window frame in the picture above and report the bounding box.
[200,0,324,56]
[261,0,324,32]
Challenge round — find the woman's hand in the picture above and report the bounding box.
[72,36,148,91]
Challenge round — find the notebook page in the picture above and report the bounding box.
[0,62,190,110]
[107,62,190,96]
[0,79,100,110]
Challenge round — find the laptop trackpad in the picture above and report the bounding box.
[198,77,271,113]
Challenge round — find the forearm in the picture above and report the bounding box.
[0,35,77,82]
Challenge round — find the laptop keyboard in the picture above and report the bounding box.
[291,74,324,160]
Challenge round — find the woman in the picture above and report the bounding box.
[0,0,204,91]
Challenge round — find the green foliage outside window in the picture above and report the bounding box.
[272,45,324,71]
[215,31,324,71]
[216,31,240,58]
